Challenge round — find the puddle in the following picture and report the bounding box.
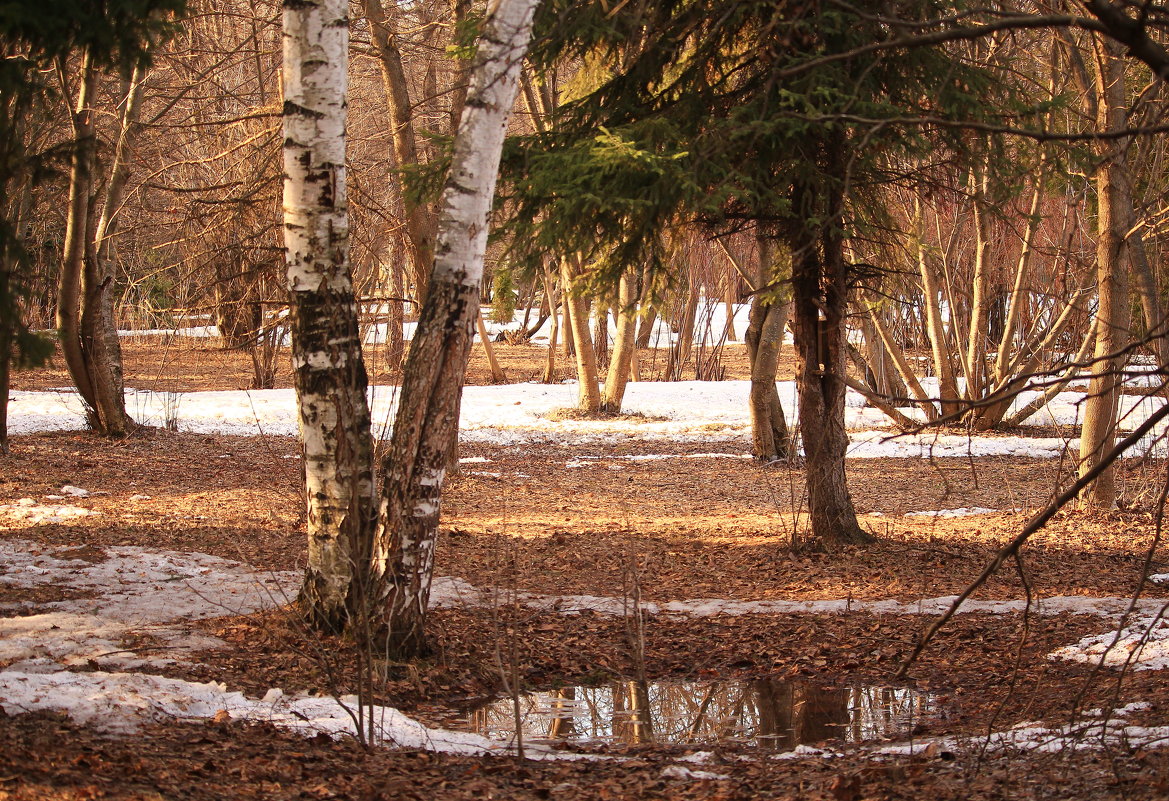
[465,678,939,750]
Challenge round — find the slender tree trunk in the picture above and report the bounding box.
[724,272,737,341]
[542,260,560,383]
[283,0,378,631]
[476,313,506,382]
[562,256,601,410]
[360,0,439,307]
[1079,38,1131,507]
[964,167,991,401]
[387,250,405,368]
[601,269,638,413]
[745,237,792,460]
[667,271,700,381]
[369,0,537,657]
[57,53,131,436]
[916,199,961,418]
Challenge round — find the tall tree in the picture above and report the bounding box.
[368,0,538,657]
[508,0,997,548]
[1,0,183,443]
[282,0,378,629]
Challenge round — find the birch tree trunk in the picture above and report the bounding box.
[369,0,538,658]
[283,0,378,631]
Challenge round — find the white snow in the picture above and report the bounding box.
[8,380,1163,459]
[904,507,1005,519]
[0,499,100,524]
[2,537,1169,758]
[1048,610,1169,671]
[876,702,1169,756]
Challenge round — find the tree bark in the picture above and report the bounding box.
[786,163,870,550]
[915,197,961,418]
[57,52,131,436]
[744,237,792,460]
[562,256,601,411]
[369,0,537,658]
[283,0,378,632]
[360,0,439,307]
[1079,37,1131,508]
[601,268,639,413]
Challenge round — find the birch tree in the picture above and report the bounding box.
[282,0,377,630]
[368,0,538,657]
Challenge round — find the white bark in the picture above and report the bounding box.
[371,0,538,657]
[283,0,377,630]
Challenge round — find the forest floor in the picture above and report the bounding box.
[3,339,1169,799]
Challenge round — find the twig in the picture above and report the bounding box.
[895,399,1169,678]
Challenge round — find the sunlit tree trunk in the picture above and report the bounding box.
[57,53,133,437]
[601,268,639,413]
[283,0,378,631]
[369,0,538,658]
[915,197,961,418]
[360,0,439,308]
[1079,37,1131,508]
[562,256,601,410]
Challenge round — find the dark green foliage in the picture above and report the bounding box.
[490,266,518,324]
[504,0,1014,277]
[0,0,184,73]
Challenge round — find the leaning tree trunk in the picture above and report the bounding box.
[601,269,639,413]
[283,0,378,632]
[57,53,131,436]
[369,0,538,658]
[745,237,792,461]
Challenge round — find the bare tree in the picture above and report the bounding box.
[368,0,538,657]
[282,0,377,630]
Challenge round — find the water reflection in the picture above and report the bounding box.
[466,678,936,750]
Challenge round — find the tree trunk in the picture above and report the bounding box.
[562,256,601,411]
[601,269,639,413]
[387,249,405,368]
[593,304,610,369]
[745,238,792,461]
[915,197,961,418]
[57,53,131,436]
[542,260,560,383]
[361,0,439,307]
[963,166,991,401]
[786,169,870,549]
[283,0,378,632]
[369,0,537,658]
[667,270,700,381]
[1079,38,1131,508]
[476,313,506,382]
